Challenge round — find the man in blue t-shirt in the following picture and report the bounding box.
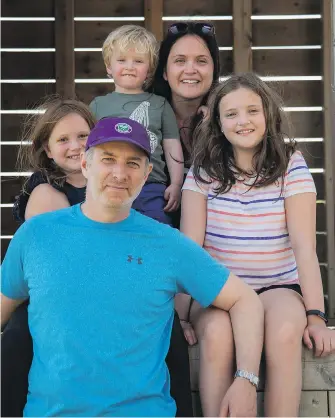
[1,117,264,417]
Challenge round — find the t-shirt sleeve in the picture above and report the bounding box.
[284,151,317,199]
[182,166,210,197]
[174,233,230,307]
[161,100,180,140]
[89,98,98,118]
[1,224,30,300]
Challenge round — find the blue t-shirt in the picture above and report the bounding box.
[1,205,230,417]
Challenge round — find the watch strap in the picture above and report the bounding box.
[234,370,259,388]
[306,310,328,323]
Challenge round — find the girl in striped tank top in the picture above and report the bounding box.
[180,73,335,416]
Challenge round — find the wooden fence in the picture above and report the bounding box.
[1,0,334,322]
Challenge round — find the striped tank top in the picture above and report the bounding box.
[182,151,316,289]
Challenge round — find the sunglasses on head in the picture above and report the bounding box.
[168,22,215,36]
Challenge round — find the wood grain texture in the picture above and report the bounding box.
[75,21,145,48]
[163,0,232,15]
[252,0,322,15]
[1,83,56,110]
[253,50,322,76]
[233,0,252,72]
[1,0,54,17]
[55,0,75,98]
[75,0,143,17]
[1,22,54,48]
[252,20,322,46]
[1,52,55,79]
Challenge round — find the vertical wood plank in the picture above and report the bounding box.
[233,0,252,72]
[322,0,335,320]
[329,391,335,417]
[55,0,75,98]
[144,0,163,41]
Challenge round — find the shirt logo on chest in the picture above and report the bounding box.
[127,255,143,265]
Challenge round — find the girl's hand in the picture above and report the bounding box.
[303,322,335,357]
[164,184,181,212]
[180,320,197,346]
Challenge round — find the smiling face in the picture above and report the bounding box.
[82,141,152,210]
[45,113,90,174]
[107,47,150,94]
[164,35,214,101]
[219,87,266,153]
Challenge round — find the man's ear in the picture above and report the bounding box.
[144,163,153,182]
[81,151,89,179]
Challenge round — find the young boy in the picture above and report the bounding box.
[90,25,184,225]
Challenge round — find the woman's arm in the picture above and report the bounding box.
[25,183,70,220]
[285,192,335,356]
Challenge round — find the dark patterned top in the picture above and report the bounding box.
[13,171,86,223]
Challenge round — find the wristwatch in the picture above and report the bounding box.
[306,310,328,323]
[234,370,259,388]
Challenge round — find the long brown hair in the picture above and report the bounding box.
[192,73,297,194]
[17,96,96,188]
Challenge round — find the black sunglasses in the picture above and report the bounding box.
[168,22,215,36]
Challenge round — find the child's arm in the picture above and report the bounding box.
[162,138,184,212]
[25,183,70,220]
[285,192,335,356]
[161,99,184,212]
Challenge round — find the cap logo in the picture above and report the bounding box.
[115,122,132,134]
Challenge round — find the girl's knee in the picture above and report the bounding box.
[197,309,234,348]
[266,317,305,348]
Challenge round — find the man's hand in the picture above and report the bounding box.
[219,378,257,417]
[303,320,335,357]
[164,184,181,212]
[180,320,197,346]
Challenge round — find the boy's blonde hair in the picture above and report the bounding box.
[102,25,158,88]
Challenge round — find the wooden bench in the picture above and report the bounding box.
[189,343,335,417]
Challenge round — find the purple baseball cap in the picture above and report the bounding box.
[85,117,151,159]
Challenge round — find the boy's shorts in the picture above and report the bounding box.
[132,183,173,226]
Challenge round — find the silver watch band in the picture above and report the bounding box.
[234,369,259,388]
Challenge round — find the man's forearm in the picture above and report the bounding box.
[229,292,264,375]
[175,293,192,320]
[1,294,25,327]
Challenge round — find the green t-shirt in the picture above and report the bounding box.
[90,92,180,184]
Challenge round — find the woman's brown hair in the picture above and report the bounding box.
[192,72,297,195]
[17,96,96,188]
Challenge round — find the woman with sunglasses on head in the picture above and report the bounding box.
[153,22,220,171]
[152,23,252,417]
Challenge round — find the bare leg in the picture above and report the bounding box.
[191,303,234,416]
[259,288,306,417]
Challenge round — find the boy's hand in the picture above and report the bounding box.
[164,184,181,212]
